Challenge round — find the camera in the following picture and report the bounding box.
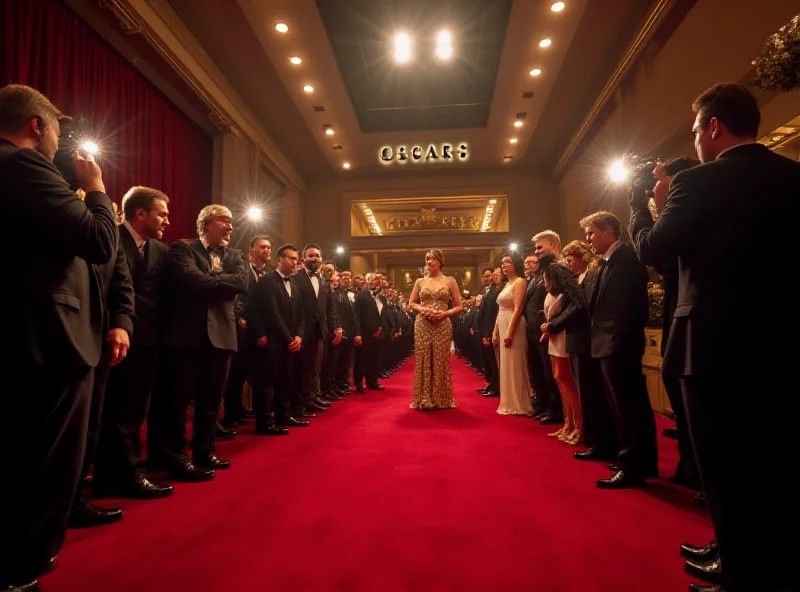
[53,119,98,192]
[628,155,660,196]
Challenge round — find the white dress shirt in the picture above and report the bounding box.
[276,270,292,297]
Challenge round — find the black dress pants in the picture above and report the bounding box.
[598,354,658,476]
[94,344,160,484]
[158,343,232,463]
[2,365,93,586]
[570,353,618,453]
[681,373,796,592]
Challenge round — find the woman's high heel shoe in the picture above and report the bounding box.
[566,430,582,445]
[548,427,565,437]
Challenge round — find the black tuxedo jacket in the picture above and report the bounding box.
[587,242,649,359]
[1,140,118,368]
[481,283,502,339]
[354,289,382,337]
[118,224,168,347]
[162,239,248,351]
[547,269,593,355]
[334,287,357,338]
[524,277,548,341]
[95,228,135,338]
[630,143,800,375]
[294,268,338,341]
[246,270,305,348]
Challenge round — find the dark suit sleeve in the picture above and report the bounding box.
[326,284,339,335]
[167,242,245,298]
[12,148,117,264]
[107,235,136,336]
[629,170,711,266]
[295,282,306,340]
[220,249,249,295]
[353,292,362,337]
[247,276,268,341]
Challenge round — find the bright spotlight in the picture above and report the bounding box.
[436,30,453,59]
[551,2,566,12]
[247,206,263,221]
[509,242,518,252]
[80,141,99,156]
[394,33,411,63]
[336,246,345,255]
[539,38,552,48]
[275,23,288,33]
[608,159,630,183]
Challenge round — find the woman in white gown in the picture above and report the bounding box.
[493,253,534,416]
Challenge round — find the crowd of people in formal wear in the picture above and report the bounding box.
[2,79,797,592]
[451,83,798,592]
[0,84,418,592]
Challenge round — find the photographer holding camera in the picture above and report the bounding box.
[0,84,118,590]
[629,83,800,592]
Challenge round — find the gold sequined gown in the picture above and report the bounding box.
[411,286,457,410]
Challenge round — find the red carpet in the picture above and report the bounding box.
[45,356,712,591]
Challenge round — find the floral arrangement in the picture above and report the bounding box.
[753,14,800,92]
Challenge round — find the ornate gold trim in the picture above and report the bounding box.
[554,0,673,177]
[98,0,303,190]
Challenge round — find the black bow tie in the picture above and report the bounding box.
[282,276,291,282]
[207,245,223,255]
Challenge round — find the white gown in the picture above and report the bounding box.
[494,280,534,416]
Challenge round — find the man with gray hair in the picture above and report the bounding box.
[152,204,248,482]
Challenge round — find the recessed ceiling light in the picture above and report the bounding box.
[514,121,523,128]
[290,56,302,65]
[394,33,411,63]
[539,38,552,48]
[530,68,542,76]
[772,135,784,141]
[303,85,314,93]
[551,2,565,12]
[343,162,351,169]
[436,30,453,59]
[509,138,518,144]
[325,128,335,136]
[275,23,288,33]
[504,155,514,162]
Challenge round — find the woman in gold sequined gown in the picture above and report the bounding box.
[408,250,463,410]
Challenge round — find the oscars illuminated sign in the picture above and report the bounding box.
[379,143,468,164]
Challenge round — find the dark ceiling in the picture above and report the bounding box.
[316,0,512,133]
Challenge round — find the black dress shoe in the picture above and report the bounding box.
[306,402,326,412]
[118,473,174,499]
[575,448,619,462]
[355,385,365,393]
[695,492,707,507]
[69,497,123,528]
[194,454,230,470]
[277,417,310,427]
[1,579,40,591]
[539,414,563,425]
[609,464,622,472]
[476,387,487,394]
[242,410,255,419]
[662,427,678,439]
[596,470,645,489]
[169,459,215,482]
[668,473,702,490]
[313,397,333,407]
[368,384,385,391]
[681,540,719,562]
[684,557,722,584]
[255,424,290,436]
[482,391,499,397]
[215,423,236,441]
[688,584,720,592]
[301,411,317,418]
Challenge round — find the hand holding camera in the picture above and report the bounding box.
[73,151,105,194]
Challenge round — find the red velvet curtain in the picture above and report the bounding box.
[1,0,212,242]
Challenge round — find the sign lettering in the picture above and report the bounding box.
[379,143,468,164]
